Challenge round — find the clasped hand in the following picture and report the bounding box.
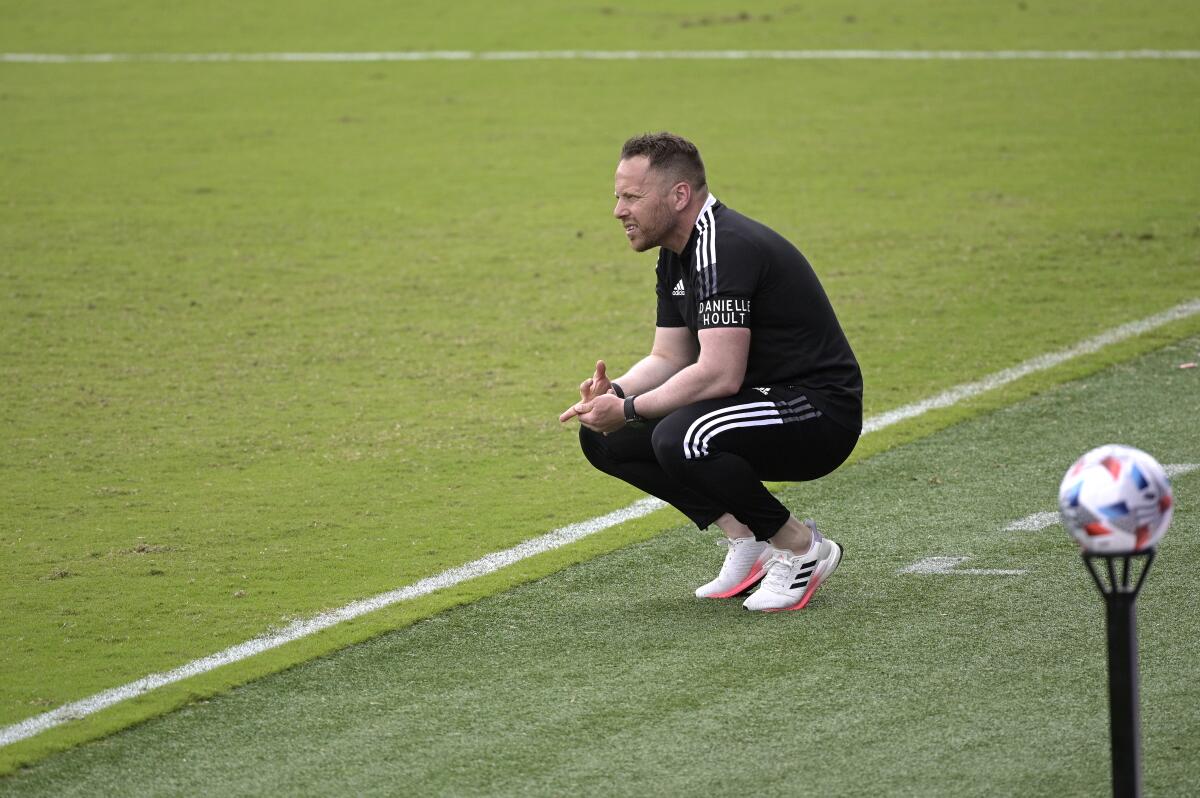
[558,360,627,434]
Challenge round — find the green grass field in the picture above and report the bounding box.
[2,0,1199,787]
[4,337,1199,797]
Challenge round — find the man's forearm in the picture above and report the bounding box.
[628,360,740,420]
[611,354,687,396]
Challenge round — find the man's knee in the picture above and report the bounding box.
[650,415,689,471]
[578,426,610,472]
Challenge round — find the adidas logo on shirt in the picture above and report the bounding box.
[672,279,685,297]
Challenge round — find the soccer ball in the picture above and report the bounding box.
[1058,444,1174,554]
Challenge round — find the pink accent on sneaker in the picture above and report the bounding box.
[705,560,768,599]
[763,541,843,612]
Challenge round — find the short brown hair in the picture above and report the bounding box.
[620,132,707,190]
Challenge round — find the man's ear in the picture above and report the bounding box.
[671,181,692,211]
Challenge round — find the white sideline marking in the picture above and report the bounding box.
[3,49,1200,64]
[897,556,1026,576]
[922,461,1196,572]
[862,298,1200,434]
[2,300,1197,748]
[1004,511,1061,532]
[1004,464,1196,531]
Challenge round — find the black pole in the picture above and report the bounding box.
[1104,590,1141,798]
[1083,549,1154,798]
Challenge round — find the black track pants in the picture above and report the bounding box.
[578,387,859,540]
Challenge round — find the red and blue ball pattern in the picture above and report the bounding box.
[1058,444,1174,554]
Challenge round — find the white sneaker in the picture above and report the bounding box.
[694,537,773,599]
[743,524,843,612]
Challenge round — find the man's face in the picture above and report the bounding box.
[613,156,675,252]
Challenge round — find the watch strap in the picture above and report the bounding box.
[624,395,645,424]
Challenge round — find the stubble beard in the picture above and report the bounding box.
[628,198,673,253]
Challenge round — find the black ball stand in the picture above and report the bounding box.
[1081,548,1156,798]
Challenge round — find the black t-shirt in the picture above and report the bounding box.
[655,199,863,432]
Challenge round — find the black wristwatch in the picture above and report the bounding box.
[623,395,646,427]
[610,382,625,399]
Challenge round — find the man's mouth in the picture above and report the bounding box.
[623,223,637,236]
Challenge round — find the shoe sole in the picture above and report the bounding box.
[701,558,770,599]
[763,541,843,612]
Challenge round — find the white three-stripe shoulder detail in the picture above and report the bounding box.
[694,206,718,298]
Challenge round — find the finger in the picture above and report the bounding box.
[594,360,607,382]
[579,378,594,401]
[561,399,595,423]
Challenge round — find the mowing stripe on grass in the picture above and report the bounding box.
[0,497,667,749]
[3,50,1200,64]
[862,298,1200,434]
[1,298,1197,748]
